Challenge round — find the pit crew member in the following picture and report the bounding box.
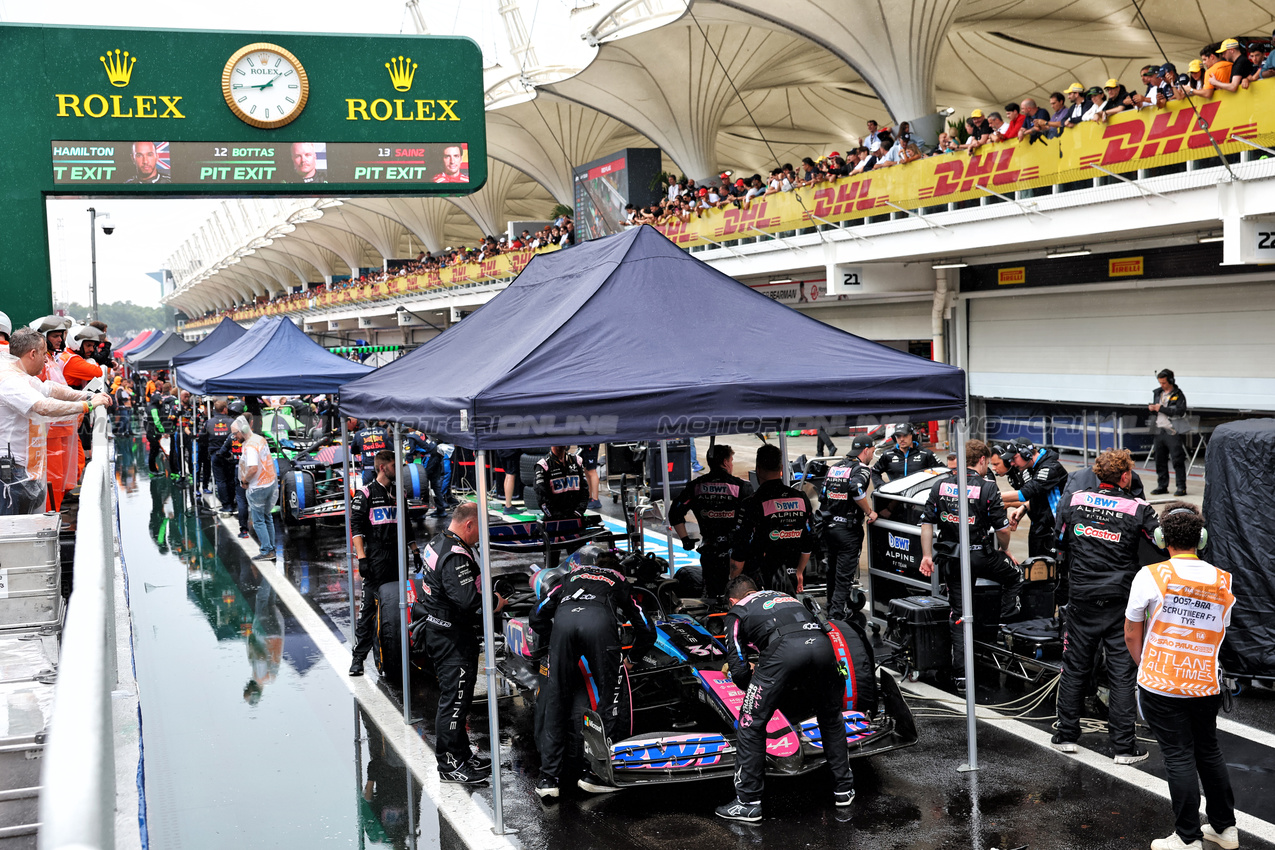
[714,575,853,823]
[870,424,943,486]
[1147,369,1189,496]
[534,445,589,519]
[530,546,655,798]
[820,434,877,619]
[1007,437,1068,558]
[419,501,505,785]
[919,439,1021,684]
[1052,448,1159,764]
[669,443,754,600]
[730,444,813,594]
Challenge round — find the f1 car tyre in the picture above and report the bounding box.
[523,485,540,512]
[281,469,316,526]
[518,452,537,490]
[374,581,404,690]
[401,462,428,502]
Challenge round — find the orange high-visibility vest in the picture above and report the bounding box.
[1137,556,1235,697]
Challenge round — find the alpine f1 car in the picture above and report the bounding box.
[496,552,917,788]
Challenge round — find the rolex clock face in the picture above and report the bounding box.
[222,43,309,129]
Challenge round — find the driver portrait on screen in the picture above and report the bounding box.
[125,141,170,184]
[289,142,327,183]
[431,144,468,183]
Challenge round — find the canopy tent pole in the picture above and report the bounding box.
[394,422,412,723]
[473,450,507,833]
[954,417,979,772]
[659,440,674,569]
[779,431,790,485]
[341,415,356,642]
[191,394,198,498]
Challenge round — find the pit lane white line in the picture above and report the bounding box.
[210,505,520,850]
[898,676,1275,845]
[595,515,701,570]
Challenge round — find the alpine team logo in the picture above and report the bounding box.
[1073,523,1121,542]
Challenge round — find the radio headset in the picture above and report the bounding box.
[1153,506,1208,550]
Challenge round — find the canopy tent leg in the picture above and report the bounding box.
[659,440,674,570]
[474,451,508,834]
[954,417,978,772]
[341,415,356,642]
[779,431,790,485]
[191,394,199,498]
[393,423,412,723]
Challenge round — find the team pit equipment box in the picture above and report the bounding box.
[0,513,62,632]
[867,468,951,627]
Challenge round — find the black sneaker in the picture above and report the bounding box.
[535,775,559,799]
[467,752,492,771]
[1151,488,1169,495]
[1050,733,1078,753]
[1173,489,1187,497]
[715,798,762,823]
[1113,747,1149,765]
[834,790,855,808]
[348,658,365,676]
[439,760,487,785]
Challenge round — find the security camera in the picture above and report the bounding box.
[101,225,115,236]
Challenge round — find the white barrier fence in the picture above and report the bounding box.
[39,409,117,850]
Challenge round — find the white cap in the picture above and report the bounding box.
[0,311,10,337]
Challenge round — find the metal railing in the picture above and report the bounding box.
[39,408,117,850]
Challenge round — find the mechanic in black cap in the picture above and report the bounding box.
[919,439,1021,688]
[350,418,390,486]
[530,545,656,798]
[418,501,505,785]
[715,575,853,822]
[819,434,877,619]
[730,443,814,594]
[1007,436,1068,558]
[871,424,944,487]
[987,443,1023,509]
[1147,369,1189,496]
[669,443,754,600]
[1052,448,1159,764]
[348,450,418,678]
[204,399,237,512]
[214,400,251,534]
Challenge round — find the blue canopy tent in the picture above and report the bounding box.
[340,226,981,819]
[174,316,372,396]
[171,317,246,367]
[123,329,176,364]
[129,332,193,372]
[341,225,965,444]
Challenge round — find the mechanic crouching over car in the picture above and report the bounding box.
[419,501,506,785]
[530,545,655,799]
[715,575,854,823]
[1053,448,1160,764]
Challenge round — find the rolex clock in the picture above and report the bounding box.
[221,43,310,129]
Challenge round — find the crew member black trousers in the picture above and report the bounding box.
[1055,598,1138,753]
[941,551,1022,674]
[425,627,479,768]
[538,606,622,780]
[1154,432,1187,492]
[735,633,851,802]
[1139,688,1235,845]
[823,521,864,618]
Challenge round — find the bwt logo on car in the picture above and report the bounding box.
[1073,523,1122,542]
[888,533,911,551]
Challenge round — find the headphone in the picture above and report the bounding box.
[1013,438,1037,461]
[1153,506,1208,550]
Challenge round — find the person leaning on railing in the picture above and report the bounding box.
[0,328,111,515]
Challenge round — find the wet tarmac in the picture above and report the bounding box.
[114,435,1275,850]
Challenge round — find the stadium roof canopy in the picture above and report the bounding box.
[164,0,1275,316]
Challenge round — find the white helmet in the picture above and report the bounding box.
[29,314,71,334]
[66,324,104,351]
[0,311,10,337]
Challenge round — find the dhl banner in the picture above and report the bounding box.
[655,84,1272,249]
[184,244,560,329]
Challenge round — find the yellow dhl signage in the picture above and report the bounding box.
[654,84,1273,249]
